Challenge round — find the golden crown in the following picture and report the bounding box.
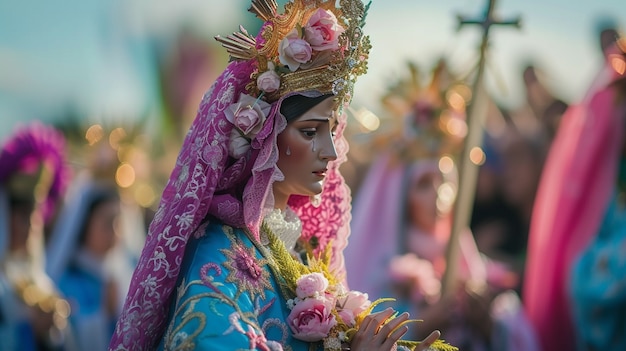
[375,60,470,161]
[215,0,372,107]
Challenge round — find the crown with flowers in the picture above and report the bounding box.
[215,0,372,108]
[375,60,470,162]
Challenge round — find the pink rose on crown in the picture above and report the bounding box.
[225,93,271,135]
[278,29,312,71]
[287,297,337,342]
[257,63,281,93]
[336,290,371,327]
[295,272,329,299]
[304,9,345,51]
[225,93,272,158]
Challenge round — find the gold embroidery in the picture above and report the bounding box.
[221,226,273,300]
[163,225,285,349]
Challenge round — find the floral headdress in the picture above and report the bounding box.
[216,0,371,107]
[110,1,368,350]
[0,121,70,225]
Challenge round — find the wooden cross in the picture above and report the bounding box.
[441,0,521,296]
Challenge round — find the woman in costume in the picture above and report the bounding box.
[0,122,74,351]
[523,36,626,350]
[109,1,448,350]
[344,61,537,351]
[46,181,123,351]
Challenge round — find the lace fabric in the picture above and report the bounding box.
[262,208,302,252]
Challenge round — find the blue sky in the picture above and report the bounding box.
[358,0,625,114]
[0,0,624,140]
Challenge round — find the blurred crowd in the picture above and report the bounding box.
[0,8,624,351]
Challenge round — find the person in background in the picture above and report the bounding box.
[524,33,626,351]
[0,122,75,351]
[345,61,538,351]
[46,182,122,351]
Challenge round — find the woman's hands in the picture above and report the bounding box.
[349,308,441,351]
[415,330,441,351]
[349,308,408,351]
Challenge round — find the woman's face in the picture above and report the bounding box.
[407,170,442,233]
[83,198,120,258]
[274,97,338,208]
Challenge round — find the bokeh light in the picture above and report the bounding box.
[469,146,486,166]
[116,163,136,188]
[85,124,104,146]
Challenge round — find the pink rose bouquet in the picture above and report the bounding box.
[287,296,337,342]
[287,272,368,344]
[264,212,457,351]
[336,289,371,327]
[295,272,329,299]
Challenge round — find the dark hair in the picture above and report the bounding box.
[77,186,120,246]
[280,94,334,122]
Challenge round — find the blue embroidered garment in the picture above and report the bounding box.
[158,222,314,351]
[571,192,626,350]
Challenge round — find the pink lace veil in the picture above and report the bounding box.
[109,35,353,351]
[523,43,626,350]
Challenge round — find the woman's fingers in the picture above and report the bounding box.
[352,309,443,351]
[360,308,395,336]
[381,324,409,349]
[379,312,409,338]
[351,308,413,351]
[414,330,441,351]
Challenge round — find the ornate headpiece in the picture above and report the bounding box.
[375,60,469,162]
[215,0,371,108]
[0,122,70,223]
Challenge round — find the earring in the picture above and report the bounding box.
[286,146,291,156]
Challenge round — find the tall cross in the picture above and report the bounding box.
[441,0,521,296]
